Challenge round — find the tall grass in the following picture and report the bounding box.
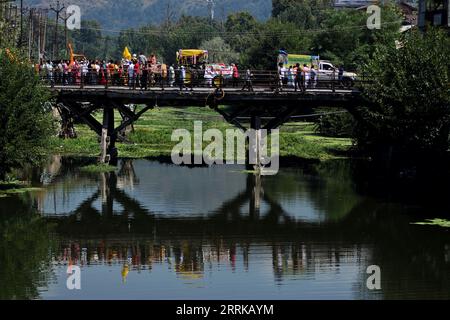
[50,107,352,161]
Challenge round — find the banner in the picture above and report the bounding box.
[123,47,132,60]
[285,54,319,67]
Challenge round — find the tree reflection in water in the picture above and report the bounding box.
[0,158,449,299]
[0,197,55,299]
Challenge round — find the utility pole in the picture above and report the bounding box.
[28,8,33,60]
[42,9,48,62]
[36,9,42,63]
[37,9,41,63]
[60,10,69,57]
[18,0,23,47]
[103,36,109,60]
[50,0,65,60]
[206,0,215,22]
[164,0,175,28]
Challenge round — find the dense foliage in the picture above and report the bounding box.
[0,208,54,299]
[22,1,402,70]
[315,111,356,138]
[105,3,402,70]
[0,50,54,180]
[353,28,450,155]
[25,0,272,30]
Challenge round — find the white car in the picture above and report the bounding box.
[317,61,357,88]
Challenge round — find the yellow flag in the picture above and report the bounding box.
[68,43,75,66]
[123,46,132,60]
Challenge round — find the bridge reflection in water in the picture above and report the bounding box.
[7,157,449,299]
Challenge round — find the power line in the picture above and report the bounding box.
[50,0,65,60]
[43,18,402,37]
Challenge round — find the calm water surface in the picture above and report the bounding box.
[0,156,449,300]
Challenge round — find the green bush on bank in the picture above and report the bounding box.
[0,49,54,181]
[354,28,450,156]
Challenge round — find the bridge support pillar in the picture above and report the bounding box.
[248,114,262,173]
[55,104,77,139]
[100,107,118,165]
[249,172,262,219]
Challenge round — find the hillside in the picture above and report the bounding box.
[24,0,272,30]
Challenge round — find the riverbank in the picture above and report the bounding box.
[0,180,43,198]
[49,106,353,161]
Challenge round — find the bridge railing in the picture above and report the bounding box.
[40,67,369,92]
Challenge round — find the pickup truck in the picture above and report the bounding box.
[316,60,357,88]
[280,53,358,88]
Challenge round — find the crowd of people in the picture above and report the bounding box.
[278,63,317,92]
[38,55,256,91]
[39,53,177,90]
[38,52,346,92]
[277,62,346,92]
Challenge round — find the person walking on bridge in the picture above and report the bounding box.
[303,64,310,89]
[241,69,254,92]
[338,65,345,87]
[179,66,186,91]
[310,65,317,89]
[141,62,149,91]
[44,60,54,86]
[169,65,175,87]
[294,63,304,92]
[288,66,295,89]
[278,63,284,91]
[232,63,240,88]
[138,52,147,66]
[56,61,63,85]
[63,61,69,85]
[134,60,140,88]
[81,60,88,85]
[128,60,135,89]
[204,66,214,88]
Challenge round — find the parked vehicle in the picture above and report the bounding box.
[177,49,209,69]
[317,60,357,88]
[281,52,357,88]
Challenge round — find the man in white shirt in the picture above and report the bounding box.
[169,65,175,87]
[44,61,54,85]
[128,61,135,88]
[303,64,310,89]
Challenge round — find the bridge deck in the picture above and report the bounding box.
[51,84,365,165]
[51,85,362,108]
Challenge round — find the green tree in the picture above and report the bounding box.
[315,110,356,138]
[225,12,259,53]
[242,19,312,69]
[312,5,402,71]
[354,28,450,155]
[0,50,54,180]
[200,37,240,64]
[272,0,298,17]
[162,16,221,64]
[272,0,333,28]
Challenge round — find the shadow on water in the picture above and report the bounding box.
[0,156,449,299]
[0,198,56,300]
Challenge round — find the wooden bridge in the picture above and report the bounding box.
[50,81,366,166]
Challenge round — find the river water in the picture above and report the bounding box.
[0,156,449,300]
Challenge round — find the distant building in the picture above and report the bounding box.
[354,1,418,26]
[418,0,449,29]
[398,1,419,25]
[334,0,378,8]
